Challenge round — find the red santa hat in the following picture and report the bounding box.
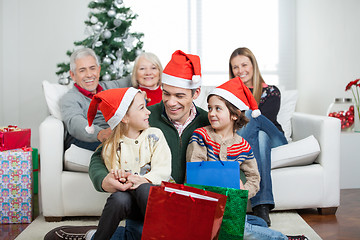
[85,87,140,134]
[162,50,202,89]
[209,77,261,118]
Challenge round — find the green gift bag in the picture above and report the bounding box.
[185,183,248,240]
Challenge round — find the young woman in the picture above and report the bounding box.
[229,47,288,226]
[85,87,172,239]
[131,52,163,106]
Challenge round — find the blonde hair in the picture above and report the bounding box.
[131,52,163,88]
[229,47,265,104]
[101,93,138,170]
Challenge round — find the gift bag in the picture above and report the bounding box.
[0,126,31,151]
[186,183,248,240]
[186,160,241,189]
[141,182,227,240]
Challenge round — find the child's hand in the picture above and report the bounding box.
[240,180,245,190]
[111,169,131,183]
[127,174,149,190]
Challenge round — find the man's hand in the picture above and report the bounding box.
[101,171,132,193]
[97,128,112,142]
[127,174,150,190]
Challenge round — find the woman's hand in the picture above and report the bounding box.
[127,174,150,190]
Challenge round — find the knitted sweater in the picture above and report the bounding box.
[147,101,209,184]
[60,79,130,142]
[102,127,171,185]
[254,85,283,133]
[186,126,260,198]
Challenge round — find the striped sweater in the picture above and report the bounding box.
[186,125,260,198]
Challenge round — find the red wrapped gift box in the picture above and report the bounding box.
[0,126,31,151]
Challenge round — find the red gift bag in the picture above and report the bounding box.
[142,182,227,240]
[0,126,31,151]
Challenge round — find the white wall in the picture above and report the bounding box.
[296,0,360,115]
[1,0,89,148]
[1,0,360,148]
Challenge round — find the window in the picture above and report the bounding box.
[128,0,295,88]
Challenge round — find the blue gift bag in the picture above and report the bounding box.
[186,160,240,189]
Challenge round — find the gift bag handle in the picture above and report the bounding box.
[199,159,225,166]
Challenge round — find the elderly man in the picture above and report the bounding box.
[60,47,130,151]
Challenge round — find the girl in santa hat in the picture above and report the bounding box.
[85,87,171,239]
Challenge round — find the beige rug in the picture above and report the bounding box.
[16,211,322,239]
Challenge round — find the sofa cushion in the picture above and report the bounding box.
[64,144,94,172]
[271,135,320,169]
[42,80,72,120]
[277,88,298,142]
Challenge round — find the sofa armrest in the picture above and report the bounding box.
[291,112,341,207]
[39,115,65,216]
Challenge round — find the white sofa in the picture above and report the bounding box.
[39,82,341,221]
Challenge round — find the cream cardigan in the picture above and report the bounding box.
[102,127,172,185]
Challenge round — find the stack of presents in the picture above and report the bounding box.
[0,125,37,224]
[142,161,248,239]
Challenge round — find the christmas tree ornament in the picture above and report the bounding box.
[114,0,123,8]
[94,41,103,47]
[90,16,98,24]
[113,19,122,27]
[92,23,101,33]
[107,9,116,18]
[102,73,111,81]
[116,49,123,58]
[103,30,112,39]
[103,56,112,65]
[115,13,126,21]
[109,53,116,59]
[114,37,122,42]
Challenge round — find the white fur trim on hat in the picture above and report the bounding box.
[107,87,140,130]
[162,73,202,89]
[210,88,249,111]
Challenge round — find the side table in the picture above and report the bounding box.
[340,132,360,189]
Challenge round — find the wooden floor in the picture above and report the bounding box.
[298,188,360,239]
[1,189,359,240]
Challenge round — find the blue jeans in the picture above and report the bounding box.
[237,111,287,209]
[244,215,287,239]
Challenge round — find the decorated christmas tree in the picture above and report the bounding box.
[56,0,144,84]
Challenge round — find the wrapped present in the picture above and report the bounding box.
[142,182,227,240]
[0,148,32,224]
[0,125,31,151]
[186,160,241,189]
[32,148,39,194]
[186,183,248,240]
